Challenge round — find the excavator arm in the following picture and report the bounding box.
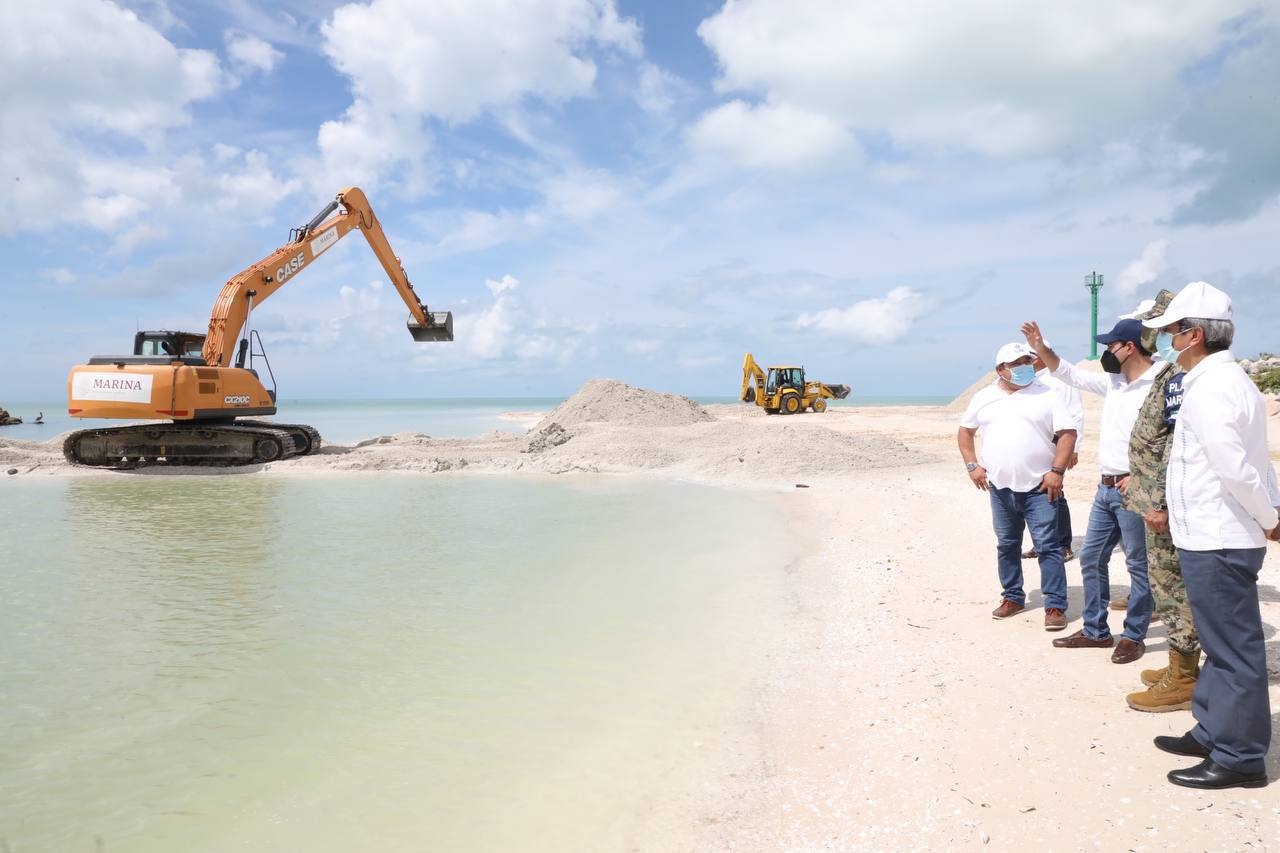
[741,352,766,403]
[203,186,452,368]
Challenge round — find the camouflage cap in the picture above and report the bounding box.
[1138,289,1175,353]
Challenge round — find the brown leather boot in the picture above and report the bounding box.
[1126,649,1199,712]
[1140,663,1167,687]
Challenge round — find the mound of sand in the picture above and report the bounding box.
[533,379,713,431]
[6,379,936,484]
[1,436,67,474]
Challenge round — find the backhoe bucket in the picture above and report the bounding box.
[408,311,454,342]
[827,384,851,399]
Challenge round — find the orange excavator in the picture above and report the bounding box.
[64,187,453,468]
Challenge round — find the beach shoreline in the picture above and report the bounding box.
[4,384,1280,848]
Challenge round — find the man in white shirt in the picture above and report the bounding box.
[1141,281,1280,790]
[958,343,1078,631]
[1022,319,1161,665]
[1023,348,1083,563]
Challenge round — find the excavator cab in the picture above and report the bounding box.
[134,331,208,362]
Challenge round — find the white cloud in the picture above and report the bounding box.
[433,209,545,255]
[213,150,303,218]
[1116,238,1170,297]
[317,0,640,188]
[315,101,436,195]
[0,0,227,235]
[485,274,520,297]
[542,170,624,220]
[636,62,684,114]
[688,100,860,170]
[43,268,76,285]
[795,286,932,344]
[696,0,1265,159]
[438,275,584,364]
[225,32,283,74]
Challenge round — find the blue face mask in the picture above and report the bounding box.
[1007,364,1036,387]
[1156,331,1187,365]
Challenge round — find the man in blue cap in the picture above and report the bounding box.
[1021,317,1161,664]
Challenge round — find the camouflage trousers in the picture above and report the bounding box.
[1147,528,1199,654]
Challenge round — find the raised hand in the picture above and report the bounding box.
[1021,321,1046,353]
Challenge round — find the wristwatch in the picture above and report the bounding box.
[966,462,980,472]
[1050,466,1066,475]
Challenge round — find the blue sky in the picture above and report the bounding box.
[4,0,1279,401]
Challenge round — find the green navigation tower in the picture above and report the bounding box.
[1084,271,1104,360]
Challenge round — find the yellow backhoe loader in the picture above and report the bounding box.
[64,187,453,468]
[741,352,850,414]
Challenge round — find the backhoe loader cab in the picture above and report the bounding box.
[768,366,804,392]
[741,352,851,415]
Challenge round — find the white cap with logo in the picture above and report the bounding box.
[995,342,1033,366]
[1140,281,1232,328]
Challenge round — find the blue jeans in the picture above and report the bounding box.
[989,487,1067,610]
[1078,483,1151,641]
[1055,494,1073,549]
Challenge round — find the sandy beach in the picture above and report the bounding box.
[4,379,1280,850]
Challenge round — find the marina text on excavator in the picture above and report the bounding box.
[64,187,453,468]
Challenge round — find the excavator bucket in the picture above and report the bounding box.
[408,311,454,342]
[827,384,851,399]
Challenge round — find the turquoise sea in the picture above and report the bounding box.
[0,473,793,851]
[0,395,950,446]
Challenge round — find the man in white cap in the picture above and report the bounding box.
[1021,317,1160,666]
[1141,281,1280,790]
[958,342,1078,630]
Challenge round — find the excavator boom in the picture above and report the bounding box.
[204,187,451,367]
[64,187,453,469]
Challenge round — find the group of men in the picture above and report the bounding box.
[957,281,1280,791]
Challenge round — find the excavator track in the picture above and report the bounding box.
[63,422,314,469]
[236,421,323,456]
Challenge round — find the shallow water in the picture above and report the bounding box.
[0,398,563,445]
[0,474,791,852]
[0,395,948,445]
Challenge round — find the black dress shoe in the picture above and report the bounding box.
[1154,732,1210,758]
[1168,758,1267,790]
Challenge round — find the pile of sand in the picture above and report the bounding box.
[4,379,935,484]
[1,436,66,474]
[532,379,712,431]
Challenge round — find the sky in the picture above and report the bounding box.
[4,0,1280,401]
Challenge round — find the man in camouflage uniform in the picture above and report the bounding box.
[1124,289,1198,711]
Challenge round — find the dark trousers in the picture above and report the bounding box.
[1179,547,1270,774]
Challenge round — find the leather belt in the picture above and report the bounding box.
[1101,473,1129,487]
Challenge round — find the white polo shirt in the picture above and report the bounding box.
[1038,370,1085,448]
[1167,350,1280,550]
[960,380,1076,492]
[1052,359,1163,476]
